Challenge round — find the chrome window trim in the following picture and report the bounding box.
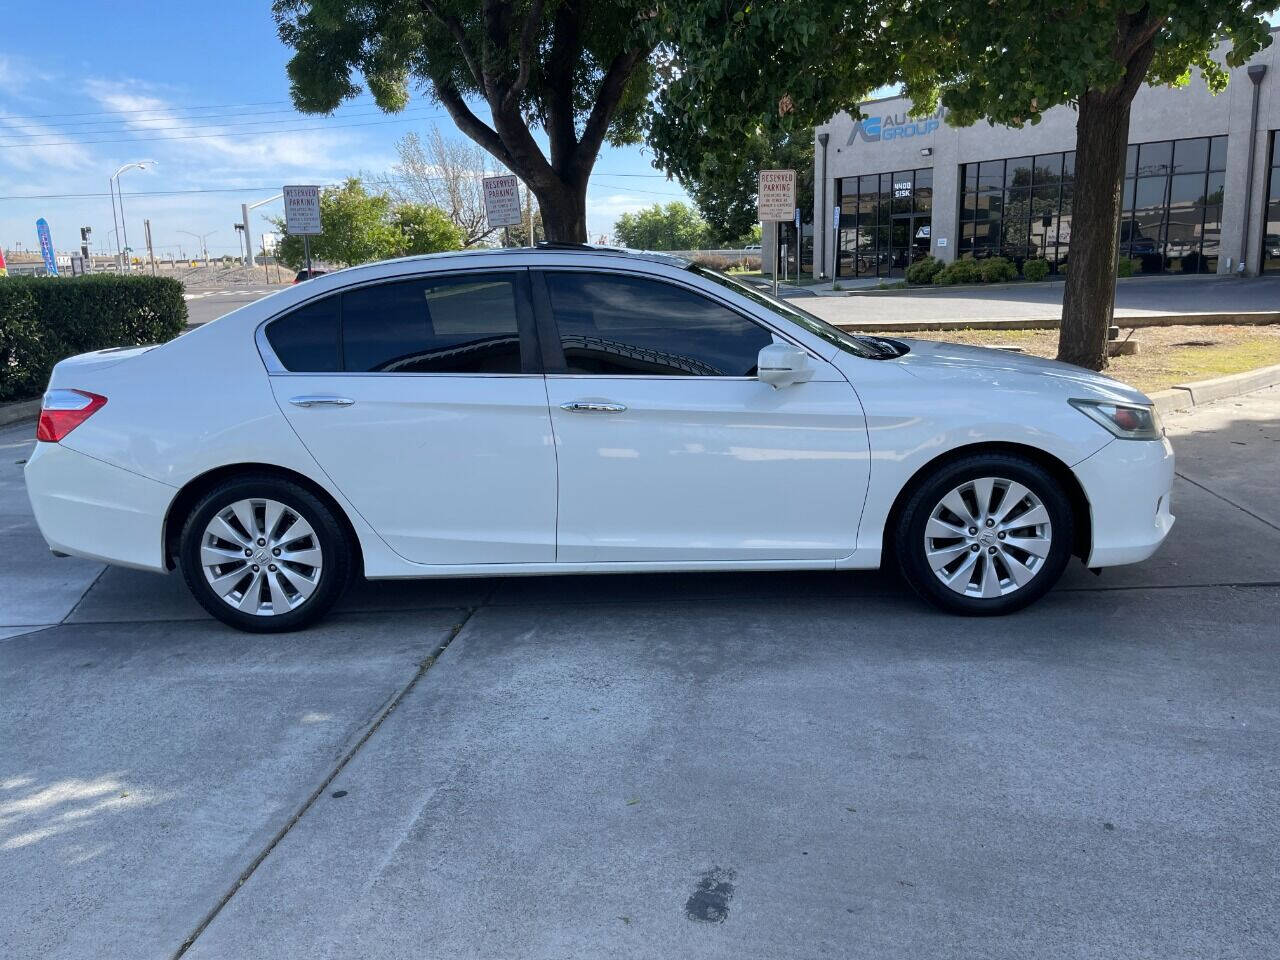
[254,258,827,376]
[265,370,542,379]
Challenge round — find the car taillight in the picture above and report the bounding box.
[37,389,107,442]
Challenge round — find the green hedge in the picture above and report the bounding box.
[1022,258,1050,281]
[0,275,187,402]
[905,255,944,285]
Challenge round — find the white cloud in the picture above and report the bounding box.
[0,112,94,173]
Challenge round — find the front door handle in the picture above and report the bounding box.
[290,395,355,408]
[560,400,627,413]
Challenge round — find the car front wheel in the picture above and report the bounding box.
[179,475,352,632]
[895,454,1074,615]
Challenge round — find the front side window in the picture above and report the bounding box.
[343,274,522,373]
[543,272,773,377]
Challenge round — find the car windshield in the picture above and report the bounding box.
[688,265,902,360]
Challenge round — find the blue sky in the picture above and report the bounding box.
[0,0,691,258]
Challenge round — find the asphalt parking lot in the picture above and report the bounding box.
[2,387,1278,960]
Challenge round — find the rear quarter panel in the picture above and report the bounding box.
[51,310,406,575]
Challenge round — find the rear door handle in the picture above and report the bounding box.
[560,400,627,413]
[290,395,355,408]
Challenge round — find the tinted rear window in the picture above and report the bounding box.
[264,296,340,372]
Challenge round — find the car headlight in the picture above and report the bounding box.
[1069,399,1163,440]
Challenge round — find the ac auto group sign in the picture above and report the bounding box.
[848,106,947,146]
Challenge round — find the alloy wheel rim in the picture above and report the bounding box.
[200,498,323,616]
[924,477,1053,599]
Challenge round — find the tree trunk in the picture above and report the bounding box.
[534,180,589,243]
[1057,89,1132,370]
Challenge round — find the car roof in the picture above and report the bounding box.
[346,244,692,270]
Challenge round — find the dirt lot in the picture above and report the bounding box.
[909,324,1280,393]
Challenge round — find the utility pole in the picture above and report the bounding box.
[143,219,157,275]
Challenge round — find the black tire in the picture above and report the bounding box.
[895,454,1074,616]
[179,475,353,632]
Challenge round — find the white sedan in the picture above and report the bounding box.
[26,247,1174,632]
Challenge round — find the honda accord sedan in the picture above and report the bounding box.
[26,247,1174,631]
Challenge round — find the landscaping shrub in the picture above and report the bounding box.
[0,275,187,402]
[691,253,732,270]
[905,255,944,285]
[977,256,1017,283]
[1117,257,1139,278]
[935,258,982,285]
[1022,258,1050,281]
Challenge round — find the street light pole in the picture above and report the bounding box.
[110,160,158,272]
[178,230,217,266]
[242,194,283,269]
[108,177,123,271]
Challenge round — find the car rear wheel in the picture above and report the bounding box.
[895,454,1074,615]
[179,476,352,632]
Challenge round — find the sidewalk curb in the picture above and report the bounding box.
[1149,364,1280,414]
[0,399,41,428]
[836,311,1280,333]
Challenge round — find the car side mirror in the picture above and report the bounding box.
[757,343,812,388]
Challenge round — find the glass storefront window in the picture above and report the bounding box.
[835,166,934,279]
[1173,137,1209,173]
[1262,132,1280,274]
[960,135,1225,274]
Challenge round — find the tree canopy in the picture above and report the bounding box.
[683,134,814,247]
[270,178,463,269]
[612,202,712,250]
[274,0,661,241]
[890,1,1277,369]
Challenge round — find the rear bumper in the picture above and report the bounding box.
[24,442,174,573]
[1072,435,1175,567]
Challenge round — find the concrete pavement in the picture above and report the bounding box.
[2,386,1278,959]
[183,287,286,328]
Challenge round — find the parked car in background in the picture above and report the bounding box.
[292,268,327,283]
[26,247,1174,631]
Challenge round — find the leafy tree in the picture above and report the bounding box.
[274,0,661,242]
[892,2,1277,369]
[270,178,462,268]
[271,178,399,268]
[649,2,892,227]
[613,202,713,250]
[685,134,814,247]
[394,202,467,255]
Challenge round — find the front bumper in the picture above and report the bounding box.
[1072,435,1175,567]
[24,441,174,573]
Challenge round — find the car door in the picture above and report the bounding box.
[264,269,557,566]
[533,268,869,563]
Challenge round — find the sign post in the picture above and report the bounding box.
[283,185,323,274]
[757,169,796,298]
[482,175,523,241]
